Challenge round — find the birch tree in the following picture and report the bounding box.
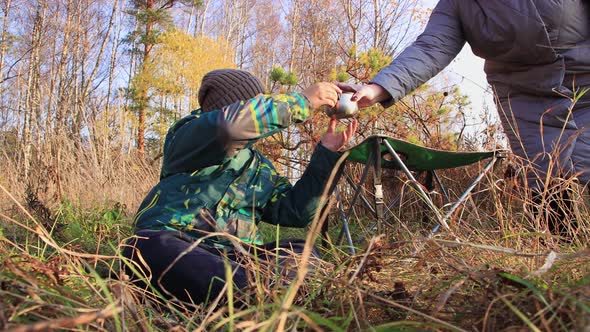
[22,0,47,178]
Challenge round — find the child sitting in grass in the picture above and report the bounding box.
[123,69,357,305]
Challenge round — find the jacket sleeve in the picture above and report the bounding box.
[161,92,312,178]
[262,143,344,228]
[371,0,465,107]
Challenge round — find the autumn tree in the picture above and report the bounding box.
[289,0,343,85]
[21,0,47,179]
[0,0,475,204]
[132,29,235,154]
[249,1,282,90]
[126,0,176,155]
[337,0,424,80]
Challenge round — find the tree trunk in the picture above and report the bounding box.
[105,0,123,121]
[23,0,47,180]
[137,0,157,156]
[198,0,210,36]
[0,0,11,80]
[82,0,119,99]
[288,0,301,72]
[69,0,83,145]
[373,0,380,49]
[0,0,12,126]
[56,0,74,135]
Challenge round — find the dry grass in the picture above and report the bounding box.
[0,133,589,331]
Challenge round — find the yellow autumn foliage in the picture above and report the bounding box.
[134,30,236,110]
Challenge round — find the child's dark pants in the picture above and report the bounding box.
[122,229,315,305]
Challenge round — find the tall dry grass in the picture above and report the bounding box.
[0,111,589,331]
[1,131,159,212]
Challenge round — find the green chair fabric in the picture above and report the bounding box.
[345,135,503,171]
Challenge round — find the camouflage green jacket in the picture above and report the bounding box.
[133,92,342,246]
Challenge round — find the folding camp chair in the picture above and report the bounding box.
[326,135,507,254]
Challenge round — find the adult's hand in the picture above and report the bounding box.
[302,82,342,110]
[335,82,390,108]
[320,118,358,152]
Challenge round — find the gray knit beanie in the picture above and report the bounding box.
[198,69,265,112]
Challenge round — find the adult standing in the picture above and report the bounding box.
[339,0,589,238]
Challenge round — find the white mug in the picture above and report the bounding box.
[325,92,359,119]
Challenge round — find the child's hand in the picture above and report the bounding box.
[320,118,358,152]
[302,82,342,110]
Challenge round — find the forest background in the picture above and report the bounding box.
[0,0,500,205]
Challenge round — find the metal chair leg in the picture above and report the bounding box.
[432,170,450,204]
[334,188,355,254]
[383,139,448,231]
[336,147,375,250]
[373,137,384,234]
[345,173,376,217]
[428,155,500,237]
